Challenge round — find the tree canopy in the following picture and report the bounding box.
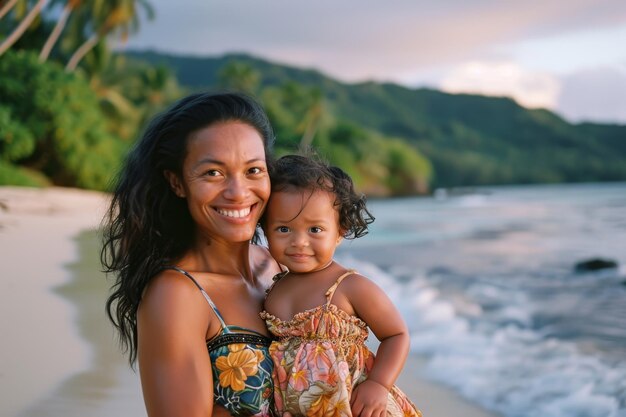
[0,50,126,189]
[2,4,624,196]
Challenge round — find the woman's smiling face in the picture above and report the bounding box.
[169,121,271,244]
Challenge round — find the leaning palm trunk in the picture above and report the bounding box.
[65,32,99,71]
[0,0,47,56]
[299,104,322,149]
[39,3,73,62]
[65,0,155,72]
[0,0,20,20]
[299,119,320,149]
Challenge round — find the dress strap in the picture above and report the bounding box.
[166,266,228,330]
[325,269,357,305]
[275,257,287,273]
[264,270,289,297]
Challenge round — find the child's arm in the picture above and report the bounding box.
[342,273,410,417]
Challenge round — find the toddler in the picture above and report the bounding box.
[260,155,422,417]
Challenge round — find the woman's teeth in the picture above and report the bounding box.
[217,207,251,218]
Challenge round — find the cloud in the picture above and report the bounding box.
[438,61,561,109]
[556,67,626,123]
[124,1,626,122]
[127,0,626,82]
[504,25,626,74]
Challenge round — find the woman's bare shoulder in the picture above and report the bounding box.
[144,268,201,296]
[140,269,208,320]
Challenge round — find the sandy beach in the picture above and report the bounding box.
[0,186,142,417]
[0,185,500,417]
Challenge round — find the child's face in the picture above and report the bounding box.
[265,189,343,273]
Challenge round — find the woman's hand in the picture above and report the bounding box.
[350,379,388,417]
[211,405,232,417]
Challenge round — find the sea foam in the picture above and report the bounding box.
[338,255,626,417]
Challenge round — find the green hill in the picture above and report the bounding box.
[124,50,626,188]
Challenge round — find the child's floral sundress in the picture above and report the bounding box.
[260,270,422,417]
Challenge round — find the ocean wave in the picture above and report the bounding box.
[338,255,626,417]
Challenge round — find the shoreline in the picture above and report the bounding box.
[396,356,501,417]
[0,186,129,417]
[0,186,499,417]
[17,230,145,417]
[358,275,501,417]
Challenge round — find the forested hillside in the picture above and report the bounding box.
[127,50,626,188]
[2,9,624,197]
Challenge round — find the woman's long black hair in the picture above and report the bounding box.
[101,92,275,366]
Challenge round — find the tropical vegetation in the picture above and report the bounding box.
[0,0,180,189]
[129,51,626,190]
[1,2,625,195]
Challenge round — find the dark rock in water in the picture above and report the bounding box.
[574,258,618,273]
[427,266,456,276]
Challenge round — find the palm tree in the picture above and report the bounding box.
[218,61,261,94]
[299,88,324,149]
[39,0,82,62]
[65,0,153,72]
[276,82,325,148]
[0,0,21,20]
[0,0,47,56]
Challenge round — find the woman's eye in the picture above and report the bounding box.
[310,226,323,233]
[277,226,290,233]
[248,166,264,175]
[204,169,221,177]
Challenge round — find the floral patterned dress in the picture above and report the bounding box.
[260,270,422,417]
[170,267,275,417]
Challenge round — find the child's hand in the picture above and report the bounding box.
[350,379,388,417]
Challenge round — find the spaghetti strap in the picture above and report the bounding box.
[264,270,289,297]
[325,269,357,304]
[275,257,287,273]
[166,266,228,330]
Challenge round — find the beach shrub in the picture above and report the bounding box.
[385,139,432,195]
[322,122,432,196]
[0,161,50,187]
[0,50,126,190]
[0,106,36,162]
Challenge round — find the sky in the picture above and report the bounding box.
[125,0,626,124]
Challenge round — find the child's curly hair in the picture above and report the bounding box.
[268,154,374,239]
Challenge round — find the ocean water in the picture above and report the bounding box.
[337,183,626,417]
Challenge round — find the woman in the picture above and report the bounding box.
[102,92,281,416]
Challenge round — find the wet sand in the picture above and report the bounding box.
[0,186,499,417]
[0,186,143,417]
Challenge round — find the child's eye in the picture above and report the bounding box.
[276,226,290,233]
[309,226,323,233]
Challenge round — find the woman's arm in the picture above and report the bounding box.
[341,274,410,417]
[137,270,216,417]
